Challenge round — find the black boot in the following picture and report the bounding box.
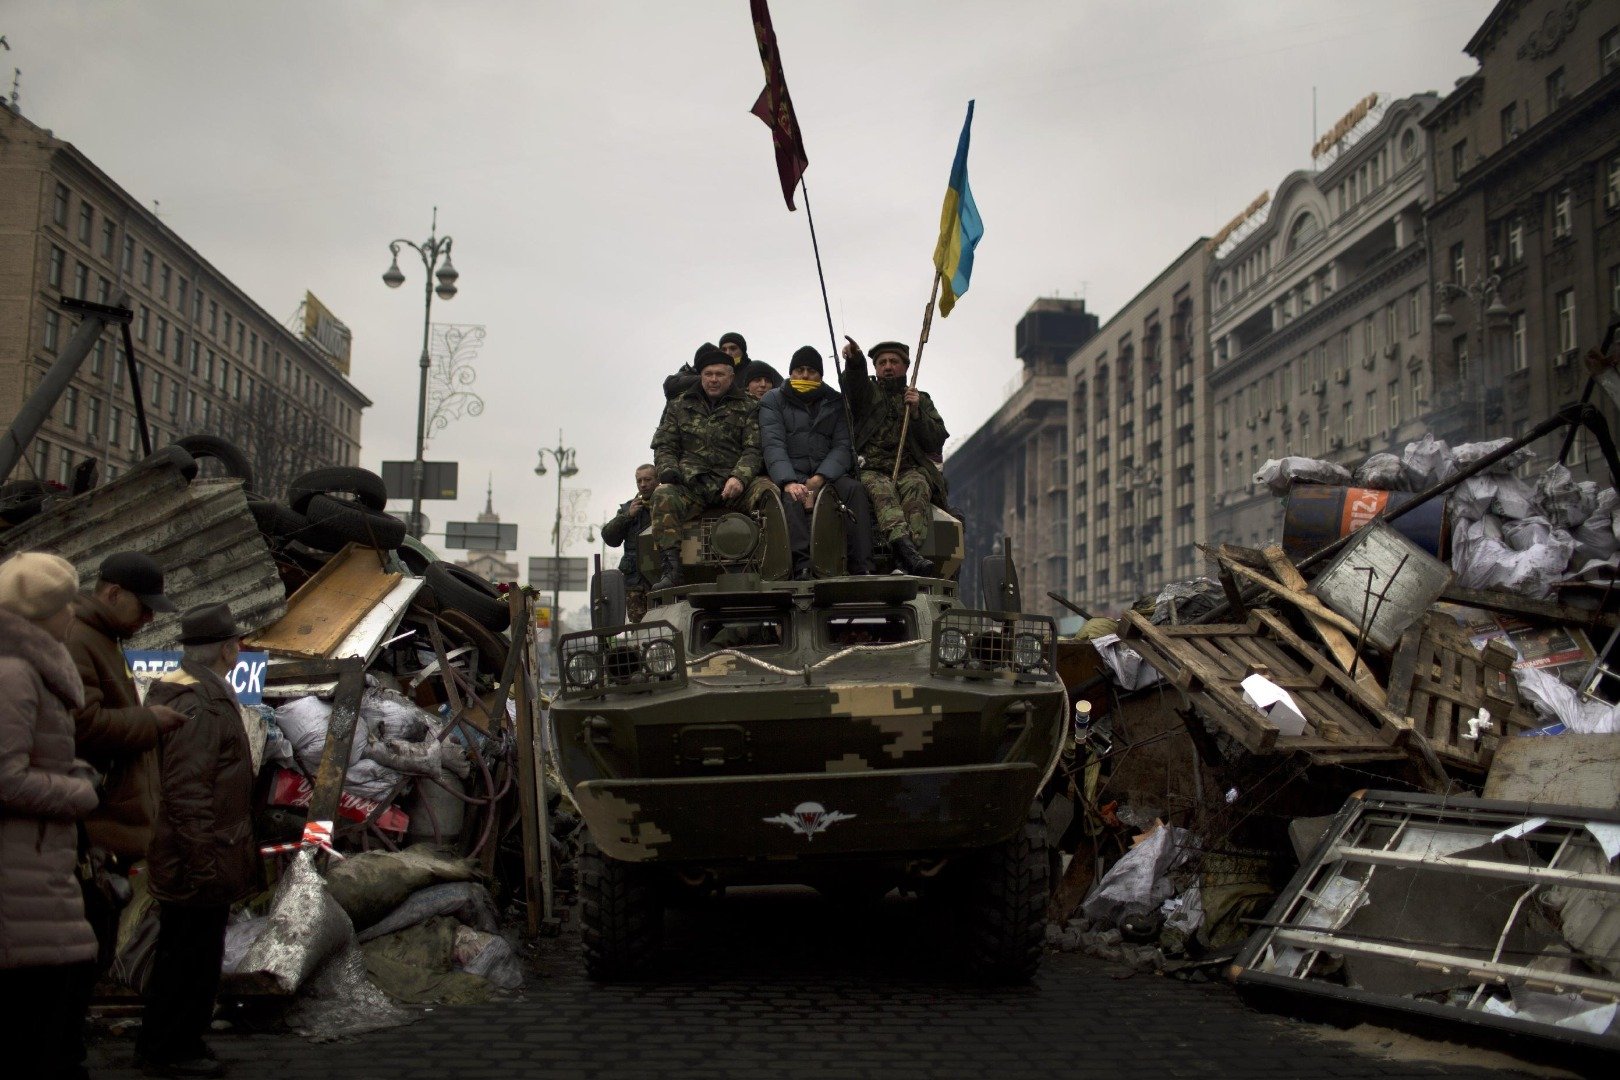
[890,536,935,577]
[651,547,684,591]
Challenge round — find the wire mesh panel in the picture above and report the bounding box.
[559,620,686,698]
[931,610,1057,679]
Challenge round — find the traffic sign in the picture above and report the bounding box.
[529,556,589,592]
[381,460,459,501]
[445,521,518,551]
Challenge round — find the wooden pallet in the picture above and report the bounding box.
[1385,613,1536,772]
[1120,609,1410,761]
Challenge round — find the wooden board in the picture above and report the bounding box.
[1482,733,1620,809]
[245,543,403,657]
[1262,544,1386,706]
[1120,610,1410,763]
[1386,613,1537,772]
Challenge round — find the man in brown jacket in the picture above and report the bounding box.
[136,602,257,1079]
[66,551,186,961]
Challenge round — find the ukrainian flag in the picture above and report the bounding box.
[933,100,983,317]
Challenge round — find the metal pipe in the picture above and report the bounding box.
[0,293,129,483]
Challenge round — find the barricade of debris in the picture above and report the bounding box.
[1044,398,1620,1059]
[0,443,579,1038]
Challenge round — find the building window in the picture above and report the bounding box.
[91,339,106,377]
[1450,242,1466,282]
[47,245,64,289]
[1362,315,1375,359]
[1611,265,1620,321]
[1410,372,1424,420]
[168,384,179,416]
[193,289,204,323]
[1365,391,1377,436]
[57,449,74,487]
[1407,290,1421,335]
[136,305,149,343]
[1547,67,1567,111]
[1511,312,1527,371]
[1343,401,1355,443]
[73,262,88,299]
[1388,380,1401,428]
[62,386,79,428]
[140,251,154,287]
[1500,102,1519,143]
[159,264,171,301]
[173,329,185,363]
[86,397,101,439]
[1557,289,1577,356]
[1505,216,1524,264]
[97,276,110,304]
[176,277,189,314]
[219,360,229,392]
[52,183,69,227]
[206,351,215,381]
[235,324,244,354]
[110,406,122,446]
[31,440,48,479]
[1606,155,1620,211]
[208,301,218,334]
[1603,28,1620,74]
[120,237,134,275]
[1451,140,1467,183]
[187,391,197,422]
[1385,303,1397,344]
[77,202,94,244]
[43,309,61,352]
[101,219,116,258]
[1554,188,1573,238]
[155,317,168,354]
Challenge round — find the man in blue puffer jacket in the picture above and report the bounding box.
[758,346,874,579]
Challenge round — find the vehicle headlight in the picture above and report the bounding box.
[643,638,679,678]
[937,627,969,665]
[564,649,601,689]
[1013,632,1046,671]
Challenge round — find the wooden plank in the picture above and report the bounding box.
[304,656,366,859]
[1217,565,1248,619]
[1263,543,1386,705]
[1217,558,1367,638]
[246,543,403,657]
[1482,734,1620,808]
[1385,625,1423,715]
[1439,584,1620,629]
[509,590,546,937]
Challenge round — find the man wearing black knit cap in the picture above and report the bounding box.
[740,359,783,401]
[663,335,750,401]
[718,332,749,364]
[759,346,873,578]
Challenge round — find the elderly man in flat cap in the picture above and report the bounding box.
[839,338,949,576]
[136,603,257,1079]
[66,550,190,965]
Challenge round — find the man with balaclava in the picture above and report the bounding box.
[648,343,769,590]
[839,338,948,576]
[759,346,874,578]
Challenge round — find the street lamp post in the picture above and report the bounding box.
[1116,462,1161,603]
[1432,274,1509,437]
[534,432,580,638]
[382,208,459,538]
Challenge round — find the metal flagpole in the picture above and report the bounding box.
[892,270,943,483]
[799,177,841,374]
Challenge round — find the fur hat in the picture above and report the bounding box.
[788,346,824,377]
[694,343,734,372]
[0,552,81,620]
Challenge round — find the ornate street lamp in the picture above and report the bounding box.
[535,434,580,638]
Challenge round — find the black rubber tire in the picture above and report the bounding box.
[136,443,199,481]
[436,609,509,678]
[247,498,309,541]
[0,480,52,526]
[173,434,255,493]
[423,561,511,632]
[300,492,407,551]
[961,805,1050,984]
[287,466,387,513]
[580,836,663,981]
[396,541,434,577]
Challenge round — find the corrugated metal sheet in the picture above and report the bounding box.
[0,461,287,649]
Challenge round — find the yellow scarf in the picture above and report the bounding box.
[789,378,821,394]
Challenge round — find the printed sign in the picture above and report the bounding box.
[126,650,269,706]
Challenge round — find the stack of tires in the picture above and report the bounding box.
[241,466,403,554]
[410,560,513,676]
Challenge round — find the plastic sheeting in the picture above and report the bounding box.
[1515,667,1620,735]
[355,882,500,944]
[323,845,482,932]
[1253,456,1352,497]
[235,850,354,996]
[1081,825,1194,926]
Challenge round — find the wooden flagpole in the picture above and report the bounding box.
[892,269,943,483]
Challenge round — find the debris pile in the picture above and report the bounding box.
[1047,406,1620,1055]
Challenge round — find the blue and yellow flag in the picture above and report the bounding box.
[932,100,983,317]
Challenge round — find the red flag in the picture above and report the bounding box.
[749,0,809,210]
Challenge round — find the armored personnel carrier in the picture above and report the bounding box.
[549,495,1067,982]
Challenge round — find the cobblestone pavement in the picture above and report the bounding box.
[87,888,1555,1080]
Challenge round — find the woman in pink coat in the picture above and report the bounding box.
[0,552,101,1080]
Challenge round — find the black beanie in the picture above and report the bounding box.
[789,345,824,377]
[694,343,732,372]
[741,360,783,389]
[719,331,747,357]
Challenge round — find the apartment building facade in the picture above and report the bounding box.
[944,298,1098,617]
[1423,0,1620,472]
[1208,93,1440,548]
[0,103,369,495]
[1066,240,1210,614]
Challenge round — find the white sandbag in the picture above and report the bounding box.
[1536,464,1584,528]
[1351,453,1406,491]
[1575,489,1620,565]
[1514,667,1620,735]
[1403,434,1456,488]
[452,926,524,991]
[1451,517,1575,599]
[1454,438,1535,476]
[1254,456,1353,497]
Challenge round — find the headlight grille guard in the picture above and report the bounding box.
[559,620,687,698]
[930,610,1057,680]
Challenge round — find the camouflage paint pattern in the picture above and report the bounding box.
[859,467,933,546]
[650,384,762,506]
[650,476,779,550]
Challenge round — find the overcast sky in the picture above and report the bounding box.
[10,0,1490,586]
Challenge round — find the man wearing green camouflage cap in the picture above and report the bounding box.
[648,343,771,590]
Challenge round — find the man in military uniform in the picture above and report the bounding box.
[664,332,749,401]
[601,464,656,622]
[839,338,948,577]
[649,343,768,590]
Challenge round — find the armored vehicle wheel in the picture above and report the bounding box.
[580,837,663,980]
[961,805,1050,983]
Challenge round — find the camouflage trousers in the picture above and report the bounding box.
[626,587,648,624]
[649,477,777,549]
[859,467,931,547]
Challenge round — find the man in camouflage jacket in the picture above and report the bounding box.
[838,338,948,576]
[648,343,770,589]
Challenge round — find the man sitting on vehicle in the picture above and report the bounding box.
[663,331,750,401]
[759,346,873,579]
[838,338,948,576]
[648,343,770,590]
[740,359,783,401]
